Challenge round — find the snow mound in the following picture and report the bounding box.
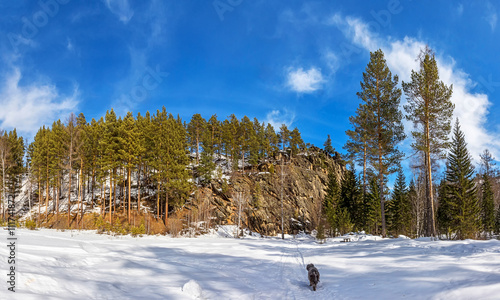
[182,280,204,299]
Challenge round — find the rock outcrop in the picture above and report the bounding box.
[190,148,345,236]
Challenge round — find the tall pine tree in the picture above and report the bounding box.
[403,46,454,237]
[356,49,405,237]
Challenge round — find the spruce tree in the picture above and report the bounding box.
[403,46,454,237]
[481,173,495,237]
[389,168,411,236]
[443,120,480,239]
[437,179,453,238]
[339,167,362,230]
[323,171,340,236]
[365,178,382,235]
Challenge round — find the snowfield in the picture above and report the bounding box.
[2,228,500,300]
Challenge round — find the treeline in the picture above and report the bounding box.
[324,47,500,239]
[0,108,306,227]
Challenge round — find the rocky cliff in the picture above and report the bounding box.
[190,148,345,236]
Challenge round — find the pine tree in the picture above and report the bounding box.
[0,131,9,221]
[278,124,290,152]
[239,116,254,169]
[356,49,405,237]
[248,118,262,168]
[479,149,496,177]
[6,130,25,199]
[187,114,206,165]
[344,105,370,198]
[289,128,304,157]
[323,135,335,156]
[51,120,66,220]
[403,46,454,237]
[119,112,143,223]
[443,120,480,239]
[264,123,278,158]
[101,109,121,224]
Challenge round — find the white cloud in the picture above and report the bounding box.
[286,67,325,93]
[0,68,78,136]
[103,0,134,23]
[265,109,295,130]
[332,14,500,161]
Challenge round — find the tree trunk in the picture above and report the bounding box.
[425,120,436,237]
[100,178,104,217]
[1,157,6,221]
[46,162,49,222]
[79,161,83,228]
[109,172,113,224]
[137,163,141,212]
[38,178,41,226]
[362,143,367,197]
[68,153,72,226]
[91,164,95,210]
[56,172,60,221]
[157,180,160,220]
[128,166,131,223]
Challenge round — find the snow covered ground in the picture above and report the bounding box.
[2,228,500,300]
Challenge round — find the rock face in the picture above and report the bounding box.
[193,149,345,236]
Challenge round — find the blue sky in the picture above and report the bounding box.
[1,0,500,169]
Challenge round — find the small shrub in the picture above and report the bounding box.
[167,218,183,237]
[25,219,37,230]
[316,222,326,244]
[131,224,146,237]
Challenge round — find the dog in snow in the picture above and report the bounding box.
[306,263,320,291]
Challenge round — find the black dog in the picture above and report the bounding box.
[306,263,320,291]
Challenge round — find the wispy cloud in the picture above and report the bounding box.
[487,12,497,32]
[286,67,325,93]
[457,3,464,17]
[0,68,78,136]
[328,13,378,51]
[265,109,295,130]
[331,13,500,161]
[103,0,134,24]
